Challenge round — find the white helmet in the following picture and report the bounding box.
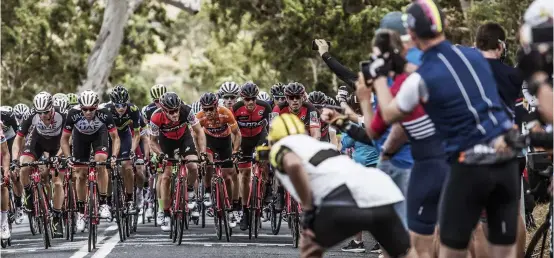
[219,82,240,96]
[258,91,271,102]
[33,92,54,112]
[150,84,167,100]
[52,93,68,102]
[0,106,12,113]
[54,97,69,113]
[78,90,99,107]
[190,101,201,115]
[13,103,30,118]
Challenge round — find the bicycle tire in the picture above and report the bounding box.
[153,185,158,227]
[87,182,95,252]
[37,187,50,249]
[178,182,186,245]
[220,183,231,242]
[254,182,260,238]
[290,199,299,248]
[249,177,257,240]
[213,180,222,240]
[525,214,551,258]
[132,187,138,233]
[113,176,124,242]
[270,201,282,235]
[65,180,74,241]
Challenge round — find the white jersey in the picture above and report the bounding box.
[269,134,403,208]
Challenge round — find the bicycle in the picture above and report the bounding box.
[247,149,268,240]
[161,154,201,245]
[73,159,109,252]
[195,161,206,228]
[61,160,77,242]
[111,159,128,242]
[206,155,235,242]
[20,159,55,249]
[285,190,302,248]
[1,172,15,248]
[117,157,141,235]
[269,175,283,236]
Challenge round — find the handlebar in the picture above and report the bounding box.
[72,161,110,167]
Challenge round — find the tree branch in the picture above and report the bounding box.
[160,0,200,14]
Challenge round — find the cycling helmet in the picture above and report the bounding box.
[190,101,201,115]
[326,96,337,106]
[218,98,225,106]
[199,92,219,106]
[54,97,69,113]
[284,82,305,96]
[240,82,259,98]
[150,84,167,100]
[13,103,30,118]
[160,92,181,110]
[67,93,78,105]
[258,91,271,102]
[0,106,12,113]
[219,81,240,96]
[53,93,67,102]
[270,83,285,97]
[33,92,54,112]
[78,90,99,107]
[268,114,306,143]
[308,91,327,105]
[110,84,129,104]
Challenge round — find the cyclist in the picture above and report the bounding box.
[104,85,142,212]
[264,114,415,258]
[53,97,70,114]
[272,82,321,139]
[67,93,78,109]
[219,81,241,109]
[149,92,207,232]
[53,93,68,103]
[270,83,286,107]
[307,91,336,144]
[139,106,155,220]
[60,90,119,231]
[231,82,272,231]
[258,91,271,105]
[13,104,30,125]
[196,92,241,227]
[2,106,23,224]
[11,92,67,237]
[1,127,11,240]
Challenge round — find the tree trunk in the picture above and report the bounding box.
[459,0,471,19]
[78,0,142,98]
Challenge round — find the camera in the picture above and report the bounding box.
[312,40,331,51]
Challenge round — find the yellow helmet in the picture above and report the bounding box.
[268,114,306,142]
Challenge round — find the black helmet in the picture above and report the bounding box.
[160,92,181,110]
[326,96,337,106]
[270,83,285,97]
[240,82,259,98]
[284,82,305,96]
[200,92,218,106]
[308,91,327,104]
[110,85,129,104]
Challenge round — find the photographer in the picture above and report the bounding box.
[367,1,520,258]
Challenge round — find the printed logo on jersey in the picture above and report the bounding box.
[75,118,104,135]
[309,111,318,124]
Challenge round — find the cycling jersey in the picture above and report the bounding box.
[101,102,141,133]
[271,102,320,133]
[149,104,198,140]
[1,110,18,140]
[232,100,271,138]
[17,108,66,139]
[269,134,403,208]
[395,41,513,158]
[196,106,238,138]
[0,124,5,144]
[143,102,158,123]
[64,105,116,135]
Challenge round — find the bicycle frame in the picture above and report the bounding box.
[246,161,263,212]
[207,159,233,214]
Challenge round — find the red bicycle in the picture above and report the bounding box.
[246,150,269,239]
[206,155,234,242]
[285,190,302,248]
[162,155,200,245]
[73,159,109,252]
[61,160,77,242]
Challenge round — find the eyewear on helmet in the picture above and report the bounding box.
[163,108,179,115]
[81,107,97,113]
[244,97,257,102]
[202,106,216,112]
[223,95,237,100]
[274,96,286,101]
[286,95,302,101]
[115,103,127,109]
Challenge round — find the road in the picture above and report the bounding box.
[1,215,380,258]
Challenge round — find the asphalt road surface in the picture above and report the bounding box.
[1,214,380,258]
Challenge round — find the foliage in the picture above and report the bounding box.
[1,0,171,106]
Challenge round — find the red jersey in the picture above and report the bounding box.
[149,103,198,140]
[271,102,320,133]
[232,100,272,137]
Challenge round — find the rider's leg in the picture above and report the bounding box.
[19,155,35,210]
[94,153,109,204]
[0,184,9,238]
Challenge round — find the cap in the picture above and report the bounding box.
[405,0,446,39]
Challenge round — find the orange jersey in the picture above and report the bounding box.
[196,106,238,138]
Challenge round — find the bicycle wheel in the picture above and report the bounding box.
[199,183,206,228]
[153,185,158,227]
[113,177,124,242]
[132,188,138,233]
[290,201,299,248]
[525,214,551,258]
[270,200,282,235]
[219,183,231,242]
[87,182,96,252]
[178,182,186,245]
[212,180,222,240]
[249,176,258,240]
[36,187,50,249]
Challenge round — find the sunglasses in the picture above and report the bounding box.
[286,95,302,101]
[36,110,50,115]
[274,96,286,101]
[244,97,256,102]
[202,106,216,112]
[164,108,179,115]
[82,107,97,113]
[115,103,127,109]
[223,95,237,100]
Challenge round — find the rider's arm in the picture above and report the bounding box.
[226,110,242,153]
[381,123,408,155]
[375,74,427,124]
[11,135,24,162]
[2,140,10,174]
[141,133,150,159]
[130,105,141,151]
[191,123,206,153]
[60,131,72,158]
[109,129,120,158]
[270,146,313,210]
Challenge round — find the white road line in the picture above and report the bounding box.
[69,225,117,258]
[91,234,119,258]
[131,233,292,238]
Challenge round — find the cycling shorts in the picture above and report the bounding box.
[311,185,410,257]
[159,130,197,159]
[21,130,61,160]
[72,125,109,162]
[238,132,267,168]
[108,129,132,159]
[439,158,519,249]
[407,158,449,235]
[206,134,232,168]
